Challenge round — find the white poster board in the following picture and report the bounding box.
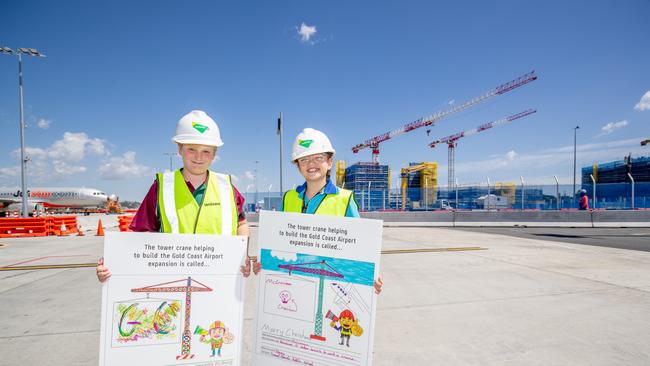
[253,211,383,366]
[99,231,247,366]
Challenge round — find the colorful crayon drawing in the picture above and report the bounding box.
[114,300,181,343]
[328,309,363,347]
[194,321,235,357]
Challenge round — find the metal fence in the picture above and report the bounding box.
[242,182,650,212]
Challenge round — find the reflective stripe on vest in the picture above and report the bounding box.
[157,170,237,235]
[282,188,353,216]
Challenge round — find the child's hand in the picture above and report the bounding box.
[240,257,252,277]
[330,321,336,327]
[251,256,261,275]
[374,276,383,294]
[96,258,111,283]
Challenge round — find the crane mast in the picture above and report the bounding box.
[428,109,537,189]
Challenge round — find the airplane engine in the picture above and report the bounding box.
[3,202,44,216]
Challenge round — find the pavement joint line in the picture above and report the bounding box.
[3,254,91,268]
[0,263,97,271]
[379,286,649,312]
[381,247,487,254]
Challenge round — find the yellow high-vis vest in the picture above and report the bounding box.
[157,170,237,235]
[282,188,353,216]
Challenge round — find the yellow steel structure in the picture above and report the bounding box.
[494,182,516,207]
[400,162,438,210]
[336,160,346,188]
[592,163,599,182]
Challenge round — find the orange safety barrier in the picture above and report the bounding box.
[118,215,134,232]
[0,217,49,238]
[46,216,79,236]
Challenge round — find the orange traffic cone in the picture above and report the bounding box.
[96,219,105,236]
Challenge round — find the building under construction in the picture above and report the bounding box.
[581,155,650,207]
[401,162,438,210]
[338,162,390,211]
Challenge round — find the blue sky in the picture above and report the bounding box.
[1,0,649,200]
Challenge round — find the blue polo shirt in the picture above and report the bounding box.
[280,180,360,217]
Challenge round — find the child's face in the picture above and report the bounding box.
[179,144,216,176]
[296,153,332,183]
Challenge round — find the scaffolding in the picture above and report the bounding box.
[344,163,390,211]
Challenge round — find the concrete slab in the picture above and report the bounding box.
[1,226,649,365]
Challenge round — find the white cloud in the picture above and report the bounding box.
[48,132,108,162]
[244,171,255,180]
[0,166,20,178]
[98,151,153,180]
[298,22,317,42]
[37,118,51,129]
[598,120,628,136]
[52,160,86,175]
[505,150,517,161]
[271,250,297,262]
[634,91,650,111]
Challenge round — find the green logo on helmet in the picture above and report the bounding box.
[192,122,209,134]
[298,139,313,148]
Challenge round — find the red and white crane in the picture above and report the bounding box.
[428,109,537,188]
[351,71,538,163]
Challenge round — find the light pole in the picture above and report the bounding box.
[268,184,273,210]
[554,175,560,210]
[254,160,259,210]
[163,152,178,172]
[573,125,580,207]
[1,47,46,217]
[520,176,525,211]
[277,113,283,194]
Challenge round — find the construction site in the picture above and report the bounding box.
[329,71,650,212]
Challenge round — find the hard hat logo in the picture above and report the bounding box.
[298,139,314,148]
[192,122,209,134]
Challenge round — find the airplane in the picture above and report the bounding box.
[0,187,109,216]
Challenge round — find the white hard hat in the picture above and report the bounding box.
[291,128,335,162]
[172,110,224,147]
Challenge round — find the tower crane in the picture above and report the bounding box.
[428,109,537,189]
[351,71,538,163]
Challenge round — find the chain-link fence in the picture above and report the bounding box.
[242,182,650,212]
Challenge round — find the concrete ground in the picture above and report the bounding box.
[1,216,649,365]
[456,227,650,252]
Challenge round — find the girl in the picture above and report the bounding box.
[254,128,382,293]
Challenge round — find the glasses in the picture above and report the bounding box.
[297,154,328,166]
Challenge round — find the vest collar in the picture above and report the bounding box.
[296,179,338,198]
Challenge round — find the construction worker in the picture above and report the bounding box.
[578,189,589,210]
[97,110,253,282]
[252,128,383,294]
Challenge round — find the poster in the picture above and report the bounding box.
[99,231,247,366]
[253,211,383,366]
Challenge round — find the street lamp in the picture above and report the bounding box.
[254,160,259,210]
[573,125,580,207]
[163,152,178,172]
[1,46,46,217]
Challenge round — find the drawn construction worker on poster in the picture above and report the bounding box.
[330,309,363,347]
[195,320,234,357]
